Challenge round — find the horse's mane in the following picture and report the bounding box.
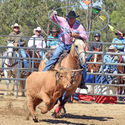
[74,36,84,42]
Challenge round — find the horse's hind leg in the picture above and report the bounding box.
[53,88,76,117]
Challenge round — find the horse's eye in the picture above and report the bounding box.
[75,45,78,49]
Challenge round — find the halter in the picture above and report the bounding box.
[53,38,86,73]
[5,43,18,68]
[72,38,86,66]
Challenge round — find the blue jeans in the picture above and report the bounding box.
[20,49,29,68]
[39,51,44,59]
[86,54,92,62]
[43,42,71,71]
[80,64,87,85]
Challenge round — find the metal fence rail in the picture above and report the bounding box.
[0,36,125,100]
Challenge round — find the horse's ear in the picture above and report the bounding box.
[72,38,75,43]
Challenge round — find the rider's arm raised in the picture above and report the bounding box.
[50,11,65,25]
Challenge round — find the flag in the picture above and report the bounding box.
[92,8,99,14]
[99,16,106,21]
[83,0,91,6]
[108,24,114,31]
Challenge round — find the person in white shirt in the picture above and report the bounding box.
[28,27,46,58]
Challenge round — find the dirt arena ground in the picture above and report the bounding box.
[0,81,125,125]
[0,94,125,125]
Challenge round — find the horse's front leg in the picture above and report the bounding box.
[4,70,10,96]
[52,88,77,118]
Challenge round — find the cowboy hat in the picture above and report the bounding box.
[67,11,79,18]
[11,23,21,29]
[33,27,42,33]
[108,45,117,51]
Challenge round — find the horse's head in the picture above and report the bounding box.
[71,37,86,66]
[87,49,102,73]
[6,42,14,58]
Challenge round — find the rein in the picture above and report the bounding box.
[54,67,84,73]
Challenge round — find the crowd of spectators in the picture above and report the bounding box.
[0,21,125,83]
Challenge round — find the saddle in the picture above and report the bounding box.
[43,50,69,65]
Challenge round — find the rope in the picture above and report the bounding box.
[53,67,84,73]
[48,4,110,35]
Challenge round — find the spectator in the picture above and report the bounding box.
[47,27,59,49]
[0,23,29,76]
[28,27,46,58]
[91,33,102,51]
[87,33,102,61]
[112,31,125,62]
[99,45,118,84]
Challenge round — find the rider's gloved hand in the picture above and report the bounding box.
[53,10,57,15]
[51,10,57,17]
[70,32,79,37]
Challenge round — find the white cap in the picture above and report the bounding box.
[108,45,116,50]
[35,27,41,31]
[33,27,42,33]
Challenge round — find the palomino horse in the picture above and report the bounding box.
[39,39,86,117]
[27,38,86,122]
[3,42,30,96]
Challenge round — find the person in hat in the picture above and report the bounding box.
[112,31,125,62]
[47,27,59,49]
[42,10,88,89]
[8,23,24,45]
[99,45,118,84]
[92,33,102,51]
[28,27,46,58]
[87,33,102,61]
[0,23,29,76]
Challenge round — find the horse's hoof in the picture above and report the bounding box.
[33,117,39,122]
[51,112,56,117]
[51,112,61,118]
[62,107,66,115]
[51,112,58,118]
